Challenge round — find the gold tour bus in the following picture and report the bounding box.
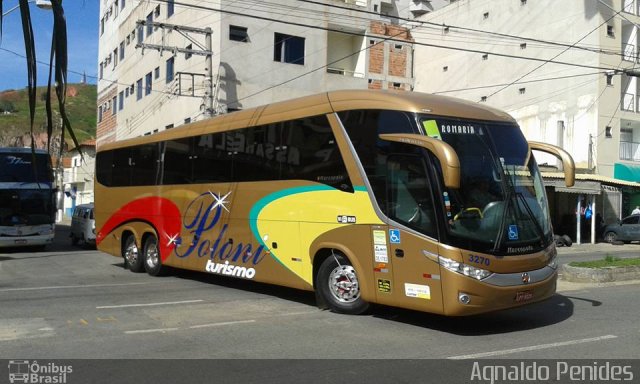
[95,89,575,316]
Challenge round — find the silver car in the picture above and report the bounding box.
[70,203,96,246]
[603,214,640,244]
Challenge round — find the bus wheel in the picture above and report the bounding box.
[317,252,369,315]
[123,235,144,272]
[143,236,164,276]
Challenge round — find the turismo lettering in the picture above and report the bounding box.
[173,192,266,270]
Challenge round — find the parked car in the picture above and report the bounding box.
[70,203,96,246]
[602,214,640,244]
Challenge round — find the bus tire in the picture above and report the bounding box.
[123,235,144,272]
[143,235,165,276]
[316,252,369,315]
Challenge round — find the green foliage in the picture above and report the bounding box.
[0,100,16,113]
[569,256,640,269]
[0,84,96,143]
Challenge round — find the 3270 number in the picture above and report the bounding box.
[469,255,490,266]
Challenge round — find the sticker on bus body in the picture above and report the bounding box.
[377,279,391,293]
[374,244,388,263]
[404,283,431,300]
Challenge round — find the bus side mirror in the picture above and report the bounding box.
[528,141,575,187]
[379,133,461,189]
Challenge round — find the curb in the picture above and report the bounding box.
[560,264,640,283]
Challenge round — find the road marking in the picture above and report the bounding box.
[96,299,204,309]
[447,335,618,360]
[189,320,256,329]
[0,282,151,292]
[124,328,180,335]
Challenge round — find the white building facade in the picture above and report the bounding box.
[96,0,441,145]
[412,0,640,239]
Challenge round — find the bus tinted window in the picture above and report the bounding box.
[0,152,53,183]
[111,148,133,186]
[231,124,282,182]
[132,143,161,186]
[162,138,190,185]
[95,150,113,186]
[192,134,232,183]
[281,115,352,191]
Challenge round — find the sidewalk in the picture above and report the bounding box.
[555,241,640,256]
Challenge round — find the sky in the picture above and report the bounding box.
[0,0,99,91]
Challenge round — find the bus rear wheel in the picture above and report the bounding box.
[143,235,165,276]
[123,235,144,272]
[317,252,369,315]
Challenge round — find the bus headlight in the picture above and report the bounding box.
[38,226,53,235]
[439,256,491,280]
[547,255,558,270]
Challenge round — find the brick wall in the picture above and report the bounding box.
[96,87,118,147]
[367,21,413,91]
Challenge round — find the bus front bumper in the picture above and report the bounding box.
[441,266,558,316]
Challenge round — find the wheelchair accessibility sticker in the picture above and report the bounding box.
[389,229,401,244]
[508,225,519,240]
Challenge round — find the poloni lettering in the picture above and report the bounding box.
[206,259,256,279]
[173,192,266,272]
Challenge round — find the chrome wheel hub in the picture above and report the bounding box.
[328,265,360,303]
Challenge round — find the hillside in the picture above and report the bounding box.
[0,83,97,148]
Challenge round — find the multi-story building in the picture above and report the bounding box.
[412,0,640,242]
[62,140,96,217]
[96,0,440,146]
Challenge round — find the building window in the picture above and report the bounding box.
[146,13,153,36]
[145,72,152,96]
[274,33,305,65]
[607,25,614,37]
[480,96,487,102]
[154,66,160,79]
[166,57,175,83]
[519,87,526,94]
[112,48,118,68]
[121,0,126,10]
[136,78,143,100]
[520,43,527,49]
[482,53,488,60]
[443,66,448,72]
[137,24,143,45]
[483,12,489,19]
[100,17,104,36]
[98,105,103,123]
[119,41,125,61]
[184,117,191,124]
[443,26,449,33]
[112,96,117,116]
[521,0,526,4]
[119,91,124,110]
[229,25,249,42]
[99,62,103,79]
[605,126,612,138]
[166,124,174,130]
[167,0,175,17]
[154,5,160,18]
[606,73,613,86]
[185,44,192,60]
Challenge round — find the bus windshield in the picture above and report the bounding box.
[420,117,551,255]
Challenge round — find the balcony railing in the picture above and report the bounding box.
[620,141,640,161]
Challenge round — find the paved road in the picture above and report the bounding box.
[1,224,639,382]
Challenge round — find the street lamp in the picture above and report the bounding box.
[2,0,52,17]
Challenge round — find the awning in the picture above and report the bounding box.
[614,163,640,183]
[549,179,601,194]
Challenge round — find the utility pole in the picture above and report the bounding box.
[136,21,214,118]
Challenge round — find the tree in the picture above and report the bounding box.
[0,100,16,112]
[0,0,80,158]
